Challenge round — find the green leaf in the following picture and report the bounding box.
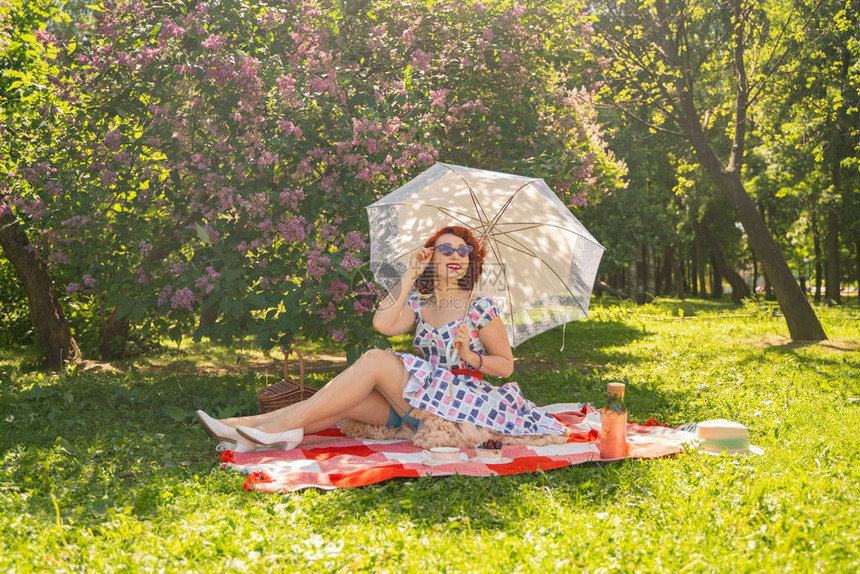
[91,499,115,516]
[246,292,268,309]
[131,301,145,323]
[163,405,186,422]
[195,223,210,244]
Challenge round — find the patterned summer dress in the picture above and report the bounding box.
[397,294,566,436]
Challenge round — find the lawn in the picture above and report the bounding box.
[1,298,858,572]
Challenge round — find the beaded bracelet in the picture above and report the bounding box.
[473,352,483,371]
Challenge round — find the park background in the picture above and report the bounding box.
[1,0,859,571]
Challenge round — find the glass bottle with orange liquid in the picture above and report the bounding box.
[599,382,628,459]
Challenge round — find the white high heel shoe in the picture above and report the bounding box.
[196,410,259,453]
[236,426,304,450]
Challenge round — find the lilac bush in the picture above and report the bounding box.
[3,0,625,359]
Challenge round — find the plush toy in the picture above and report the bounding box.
[339,408,567,449]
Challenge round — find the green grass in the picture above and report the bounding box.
[1,299,859,572]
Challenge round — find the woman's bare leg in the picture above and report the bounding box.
[299,389,393,434]
[219,349,411,433]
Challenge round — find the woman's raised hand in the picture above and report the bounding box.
[453,322,480,366]
[407,247,434,281]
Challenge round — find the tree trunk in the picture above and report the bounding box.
[670,244,685,299]
[813,218,822,303]
[855,240,860,306]
[677,102,821,336]
[199,303,218,329]
[644,243,656,301]
[648,0,827,340]
[0,212,80,367]
[688,254,697,296]
[701,169,825,338]
[763,271,775,301]
[825,208,841,305]
[758,200,776,301]
[595,280,629,299]
[695,229,706,297]
[661,244,673,296]
[751,249,758,299]
[99,308,130,360]
[710,256,723,298]
[627,257,643,304]
[696,221,751,303]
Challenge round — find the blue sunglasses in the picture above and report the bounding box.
[435,244,473,257]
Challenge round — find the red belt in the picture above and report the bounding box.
[451,368,483,381]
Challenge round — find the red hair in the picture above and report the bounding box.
[415,226,486,294]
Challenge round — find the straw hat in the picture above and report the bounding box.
[696,419,763,455]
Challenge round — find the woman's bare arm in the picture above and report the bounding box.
[372,247,433,336]
[455,316,514,378]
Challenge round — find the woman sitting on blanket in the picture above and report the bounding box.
[196,225,567,451]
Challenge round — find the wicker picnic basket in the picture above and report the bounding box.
[256,347,317,413]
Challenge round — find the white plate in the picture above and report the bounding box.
[421,457,466,467]
[421,452,467,466]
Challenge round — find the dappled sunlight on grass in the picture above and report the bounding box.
[1,300,859,570]
[72,337,349,379]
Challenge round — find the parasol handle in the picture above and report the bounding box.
[451,291,476,402]
[452,290,476,354]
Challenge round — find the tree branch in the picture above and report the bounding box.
[596,101,685,137]
[748,0,827,105]
[728,0,749,173]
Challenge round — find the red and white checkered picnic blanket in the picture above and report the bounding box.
[218,404,694,493]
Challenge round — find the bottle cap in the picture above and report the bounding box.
[607,382,625,396]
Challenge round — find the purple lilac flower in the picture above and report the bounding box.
[343,231,366,251]
[279,216,307,243]
[341,253,363,272]
[99,170,118,186]
[306,252,331,281]
[410,49,432,72]
[194,267,219,294]
[429,89,449,109]
[157,286,174,307]
[317,302,336,324]
[47,252,70,265]
[104,129,121,151]
[279,189,305,210]
[276,74,296,96]
[171,288,194,311]
[161,18,185,39]
[201,34,227,51]
[277,120,296,136]
[319,224,338,242]
[325,279,349,300]
[62,215,88,228]
[569,192,588,208]
[82,274,97,289]
[330,328,348,342]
